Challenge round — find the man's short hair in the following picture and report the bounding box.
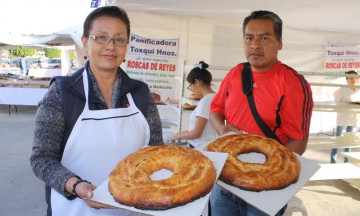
[243,10,282,41]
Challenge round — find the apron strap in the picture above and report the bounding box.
[126,93,136,107]
[82,69,90,111]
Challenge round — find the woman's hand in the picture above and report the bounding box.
[84,199,118,209]
[170,130,188,142]
[66,177,118,209]
[77,182,117,209]
[170,134,181,142]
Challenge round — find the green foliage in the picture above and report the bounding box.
[10,46,37,57]
[70,50,76,60]
[44,48,62,59]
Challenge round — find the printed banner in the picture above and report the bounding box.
[325,41,360,72]
[123,34,179,102]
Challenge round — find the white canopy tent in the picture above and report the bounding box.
[1,0,360,72]
[102,0,360,72]
[0,29,82,76]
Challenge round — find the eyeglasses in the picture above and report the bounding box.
[88,34,128,47]
[187,83,193,90]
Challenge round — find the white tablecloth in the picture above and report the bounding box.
[0,68,21,75]
[0,87,48,106]
[28,68,62,78]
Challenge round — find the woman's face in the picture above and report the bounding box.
[82,16,128,72]
[188,80,202,98]
[347,76,359,85]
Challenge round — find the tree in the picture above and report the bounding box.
[10,46,37,57]
[70,50,76,60]
[44,48,62,59]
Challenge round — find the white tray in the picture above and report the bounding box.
[217,154,320,216]
[90,151,228,216]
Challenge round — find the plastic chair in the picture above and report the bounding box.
[284,196,308,216]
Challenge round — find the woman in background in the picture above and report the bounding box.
[171,61,217,150]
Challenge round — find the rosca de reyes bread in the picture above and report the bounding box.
[205,134,300,191]
[109,145,216,210]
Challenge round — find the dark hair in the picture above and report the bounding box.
[186,61,212,87]
[82,6,131,39]
[345,70,358,79]
[345,70,358,75]
[243,10,282,41]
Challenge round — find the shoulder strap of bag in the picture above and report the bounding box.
[241,62,282,143]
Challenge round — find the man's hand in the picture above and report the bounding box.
[210,112,242,136]
[217,124,242,136]
[284,138,308,155]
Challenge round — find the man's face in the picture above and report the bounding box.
[243,19,282,72]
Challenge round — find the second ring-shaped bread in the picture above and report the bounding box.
[205,134,301,191]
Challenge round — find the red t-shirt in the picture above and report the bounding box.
[211,61,313,144]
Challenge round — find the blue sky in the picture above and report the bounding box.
[0,0,97,34]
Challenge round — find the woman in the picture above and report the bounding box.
[171,61,217,150]
[331,70,360,163]
[30,6,163,216]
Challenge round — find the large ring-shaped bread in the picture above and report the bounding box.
[108,145,216,210]
[205,134,300,191]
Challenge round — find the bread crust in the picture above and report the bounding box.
[183,103,197,110]
[205,134,301,191]
[188,94,200,100]
[151,92,165,105]
[109,145,216,210]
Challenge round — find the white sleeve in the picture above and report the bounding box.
[194,95,213,120]
[334,88,344,102]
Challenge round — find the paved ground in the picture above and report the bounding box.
[0,105,359,216]
[0,105,46,216]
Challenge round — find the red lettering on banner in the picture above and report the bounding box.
[150,63,158,70]
[325,62,360,69]
[348,62,360,68]
[127,61,149,69]
[325,62,341,69]
[158,64,176,72]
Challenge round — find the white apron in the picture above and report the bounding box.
[51,69,150,216]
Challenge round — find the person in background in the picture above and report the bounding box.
[30,6,163,216]
[171,61,217,151]
[331,70,360,163]
[209,10,313,216]
[19,58,27,75]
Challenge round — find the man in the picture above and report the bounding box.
[209,10,313,216]
[331,70,360,163]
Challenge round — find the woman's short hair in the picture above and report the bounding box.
[82,6,130,39]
